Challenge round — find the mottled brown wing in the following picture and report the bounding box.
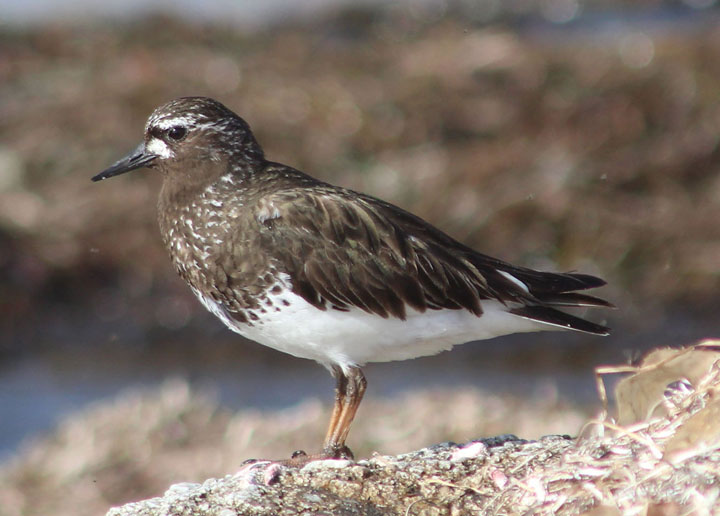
[253,188,505,320]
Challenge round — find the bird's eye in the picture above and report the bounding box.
[167,126,187,141]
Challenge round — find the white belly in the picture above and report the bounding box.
[192,276,552,372]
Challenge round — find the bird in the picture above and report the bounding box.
[93,96,612,461]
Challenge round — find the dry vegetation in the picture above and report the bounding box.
[0,380,587,516]
[2,341,718,515]
[1,5,719,358]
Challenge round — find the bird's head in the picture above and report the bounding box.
[92,97,264,184]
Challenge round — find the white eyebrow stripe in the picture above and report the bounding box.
[153,116,195,130]
[146,137,174,158]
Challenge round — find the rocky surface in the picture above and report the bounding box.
[2,342,718,515]
[107,436,572,516]
[0,382,587,516]
[106,426,720,516]
[104,342,720,516]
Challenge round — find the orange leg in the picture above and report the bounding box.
[323,366,348,449]
[253,367,366,467]
[322,366,366,459]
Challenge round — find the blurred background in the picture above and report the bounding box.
[0,0,719,511]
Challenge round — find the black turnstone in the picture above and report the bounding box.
[93,96,612,461]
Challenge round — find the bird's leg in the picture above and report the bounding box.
[335,367,366,447]
[323,365,348,452]
[278,367,363,466]
[322,366,366,460]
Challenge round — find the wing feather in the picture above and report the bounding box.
[254,189,494,319]
[252,182,610,334]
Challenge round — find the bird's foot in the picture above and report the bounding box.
[281,445,354,467]
[322,443,355,460]
[240,445,354,469]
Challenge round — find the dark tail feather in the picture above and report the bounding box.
[509,269,607,294]
[509,305,610,336]
[488,264,612,334]
[533,292,616,309]
[560,272,607,290]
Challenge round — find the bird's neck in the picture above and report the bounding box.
[157,158,268,251]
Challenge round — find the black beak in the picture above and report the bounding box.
[92,143,157,182]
